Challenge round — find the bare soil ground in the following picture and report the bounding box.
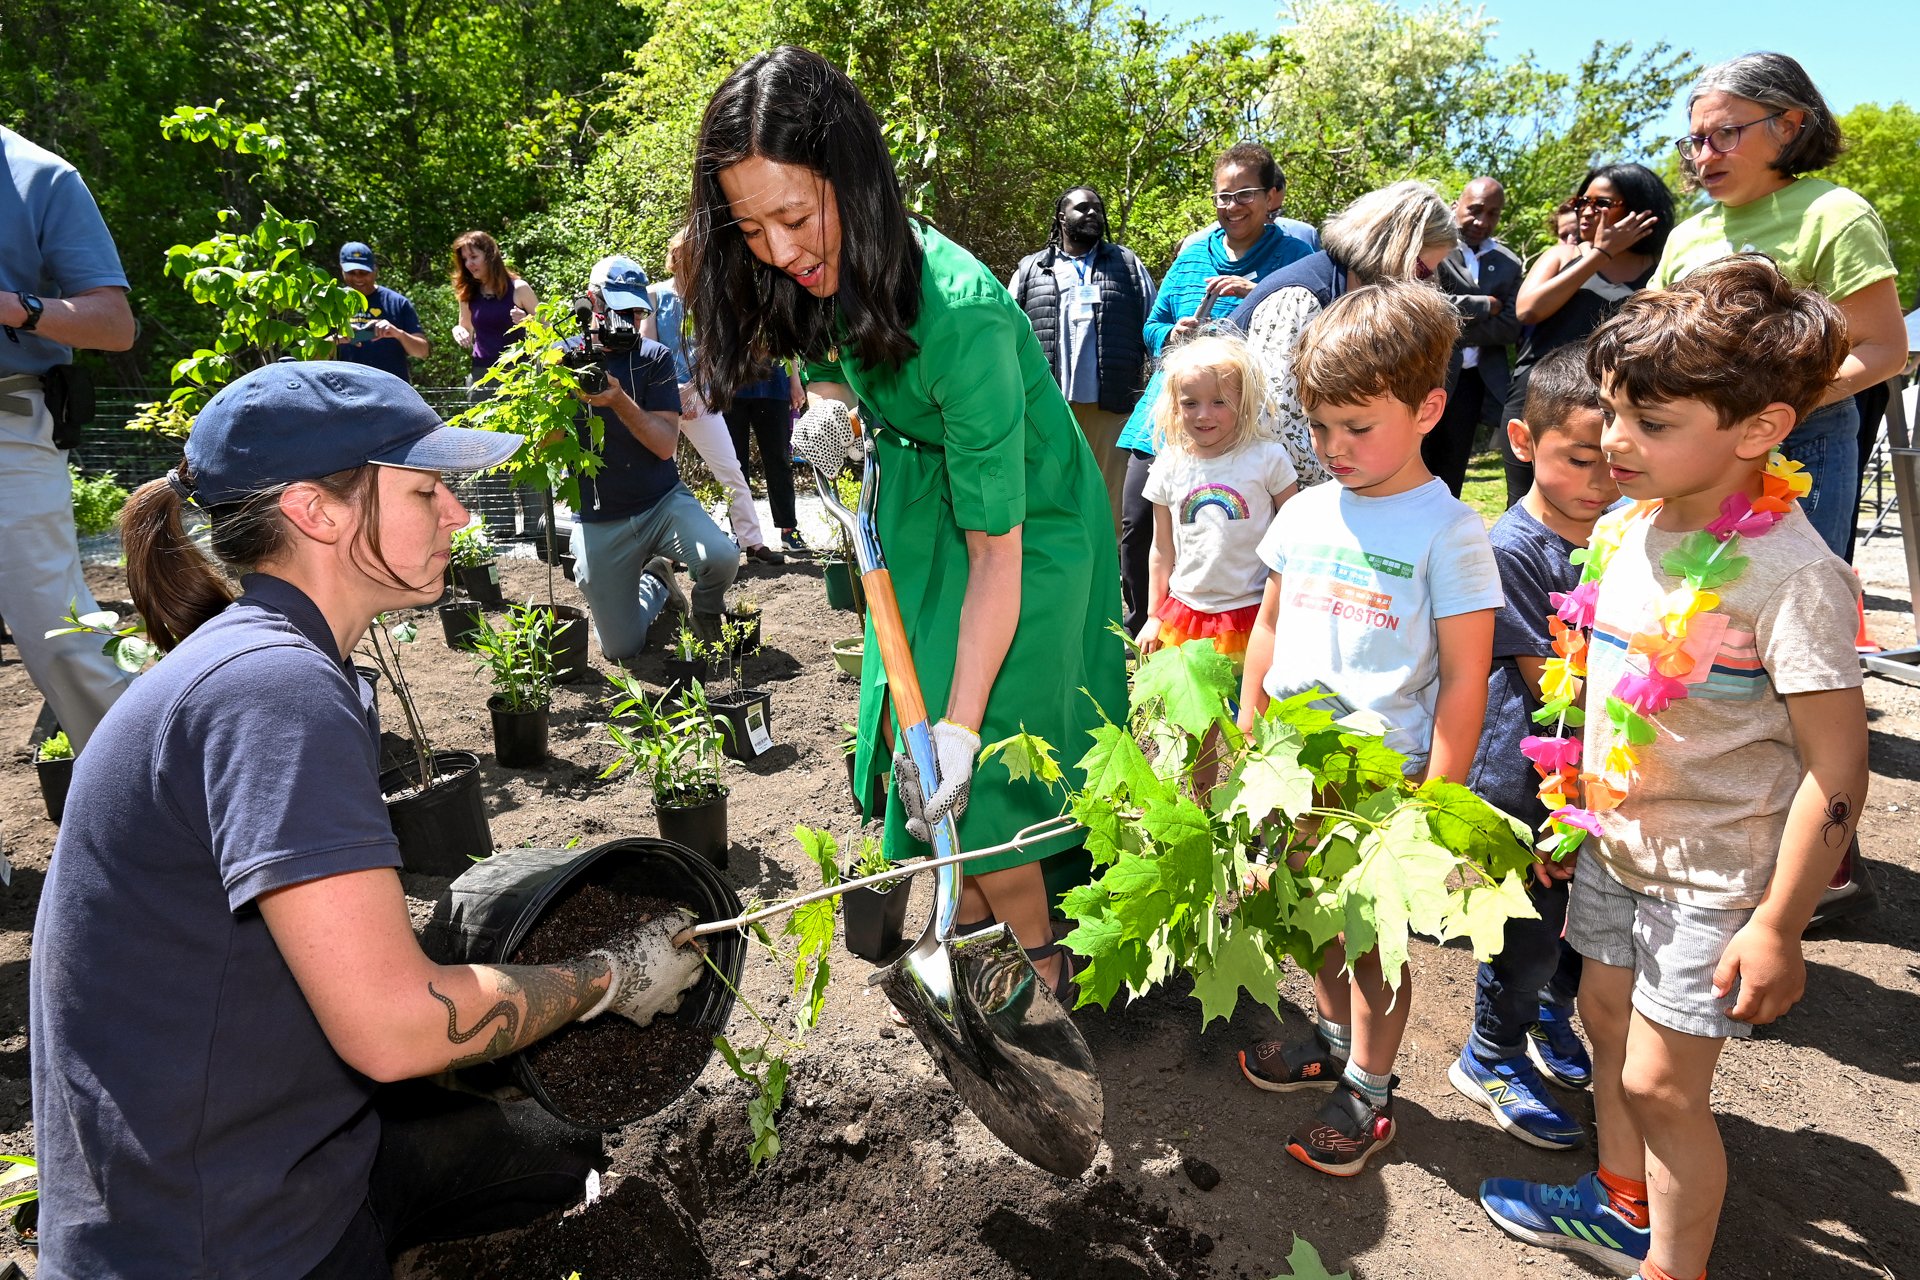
[1,533,1915,1280]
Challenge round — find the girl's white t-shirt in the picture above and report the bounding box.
[1142,440,1298,612]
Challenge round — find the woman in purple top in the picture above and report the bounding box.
[450,230,540,401]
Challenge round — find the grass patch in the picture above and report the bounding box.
[1460,450,1508,527]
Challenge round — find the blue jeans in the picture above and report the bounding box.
[1781,398,1860,559]
[570,485,739,660]
[1469,876,1583,1060]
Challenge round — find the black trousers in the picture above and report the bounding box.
[1424,365,1495,498]
[1119,449,1156,636]
[724,396,798,532]
[300,1080,603,1278]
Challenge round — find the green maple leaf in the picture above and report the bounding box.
[791,825,842,886]
[1442,869,1540,961]
[1416,779,1534,879]
[1077,722,1171,806]
[1265,688,1340,736]
[1271,1235,1351,1280]
[1190,925,1281,1027]
[1070,790,1132,866]
[1098,853,1162,897]
[1113,884,1174,944]
[1293,882,1347,954]
[979,726,1064,790]
[1059,883,1108,922]
[1339,807,1455,980]
[1140,794,1212,861]
[1218,732,1315,825]
[1130,638,1238,738]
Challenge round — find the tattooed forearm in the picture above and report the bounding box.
[427,956,614,1071]
[1820,792,1854,848]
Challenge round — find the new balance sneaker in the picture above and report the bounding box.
[1479,1171,1650,1275]
[1527,1003,1593,1089]
[1286,1079,1396,1176]
[1238,1032,1342,1093]
[1449,1045,1583,1149]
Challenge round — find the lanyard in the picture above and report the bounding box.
[1068,249,1096,284]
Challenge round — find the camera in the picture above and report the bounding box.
[565,295,641,395]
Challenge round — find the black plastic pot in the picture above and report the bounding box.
[455,562,506,609]
[724,612,761,662]
[655,785,729,867]
[841,862,912,963]
[11,1195,35,1251]
[542,604,591,684]
[439,601,484,650]
[488,695,550,768]
[710,688,773,762]
[36,755,73,823]
[380,749,493,876]
[421,838,745,1130]
[662,656,711,702]
[843,753,891,819]
[559,553,577,582]
[352,663,383,719]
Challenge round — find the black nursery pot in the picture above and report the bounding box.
[655,785,729,867]
[488,695,550,768]
[841,863,912,964]
[710,688,773,762]
[36,755,73,823]
[421,838,746,1130]
[455,562,506,609]
[724,612,761,662]
[380,749,493,876]
[843,753,891,820]
[661,656,710,702]
[543,604,592,685]
[438,601,484,650]
[352,663,383,719]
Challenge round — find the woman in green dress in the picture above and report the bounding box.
[687,46,1126,1000]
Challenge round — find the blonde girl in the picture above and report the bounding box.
[1138,331,1299,659]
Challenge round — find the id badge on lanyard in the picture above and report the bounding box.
[1069,282,1099,322]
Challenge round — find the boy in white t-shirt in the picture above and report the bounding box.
[1235,280,1503,1176]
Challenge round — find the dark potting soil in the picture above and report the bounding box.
[511,884,715,1126]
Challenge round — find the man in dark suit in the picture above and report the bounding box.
[1427,176,1523,496]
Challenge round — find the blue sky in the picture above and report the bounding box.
[1156,0,1912,130]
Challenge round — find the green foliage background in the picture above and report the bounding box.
[6,0,1908,394]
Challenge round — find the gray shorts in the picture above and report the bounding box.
[1565,855,1755,1040]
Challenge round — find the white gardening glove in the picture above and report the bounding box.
[894,719,981,843]
[579,910,707,1027]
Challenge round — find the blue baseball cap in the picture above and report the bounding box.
[339,242,376,271]
[590,255,652,312]
[184,362,524,507]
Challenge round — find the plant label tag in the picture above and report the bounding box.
[485,564,499,586]
[745,703,774,755]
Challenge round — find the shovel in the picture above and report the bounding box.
[787,400,1105,1177]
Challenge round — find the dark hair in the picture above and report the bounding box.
[1574,164,1676,260]
[1521,346,1603,435]
[1216,142,1280,192]
[123,463,407,652]
[1042,186,1104,267]
[1586,254,1847,425]
[450,231,514,304]
[688,47,923,407]
[1686,52,1845,183]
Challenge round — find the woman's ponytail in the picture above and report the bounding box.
[120,465,235,653]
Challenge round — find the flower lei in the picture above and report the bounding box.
[1519,452,1812,859]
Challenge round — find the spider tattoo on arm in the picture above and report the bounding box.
[1819,792,1852,848]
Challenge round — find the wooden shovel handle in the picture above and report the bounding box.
[859,568,929,732]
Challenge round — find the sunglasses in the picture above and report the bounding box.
[1571,196,1621,212]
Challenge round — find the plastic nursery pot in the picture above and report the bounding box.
[822,559,859,613]
[844,755,891,820]
[438,601,485,650]
[841,862,912,964]
[542,604,592,685]
[455,562,506,610]
[724,612,761,662]
[421,838,746,1131]
[559,553,577,583]
[661,656,711,703]
[831,636,864,678]
[36,755,73,824]
[488,695,550,769]
[352,663,383,719]
[655,785,729,867]
[710,688,773,763]
[380,750,493,876]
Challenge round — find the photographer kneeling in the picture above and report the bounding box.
[568,254,739,658]
[29,362,709,1278]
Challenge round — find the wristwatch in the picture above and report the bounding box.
[13,292,43,332]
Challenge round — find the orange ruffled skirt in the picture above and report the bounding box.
[1155,598,1260,658]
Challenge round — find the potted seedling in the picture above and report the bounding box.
[839,834,911,962]
[661,616,713,702]
[449,522,506,609]
[469,603,567,768]
[438,597,486,650]
[34,731,74,823]
[707,618,775,763]
[362,616,493,874]
[602,673,730,866]
[2,1152,36,1249]
[821,471,866,614]
[724,594,763,664]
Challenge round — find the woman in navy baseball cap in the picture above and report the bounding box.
[30,361,710,1278]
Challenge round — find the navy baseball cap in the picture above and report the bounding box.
[590,255,652,312]
[339,242,376,271]
[185,362,524,507]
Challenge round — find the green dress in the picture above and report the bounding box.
[810,225,1127,872]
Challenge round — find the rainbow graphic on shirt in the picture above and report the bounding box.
[1181,483,1251,524]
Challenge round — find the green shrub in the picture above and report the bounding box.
[70,466,129,537]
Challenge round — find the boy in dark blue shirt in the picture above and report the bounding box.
[1454,346,1618,1148]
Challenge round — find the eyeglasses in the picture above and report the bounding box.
[1674,112,1784,160]
[1212,186,1268,209]
[1571,196,1620,212]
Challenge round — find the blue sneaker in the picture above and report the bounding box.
[1528,1002,1593,1089]
[1448,1045,1584,1149]
[1479,1171,1649,1275]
